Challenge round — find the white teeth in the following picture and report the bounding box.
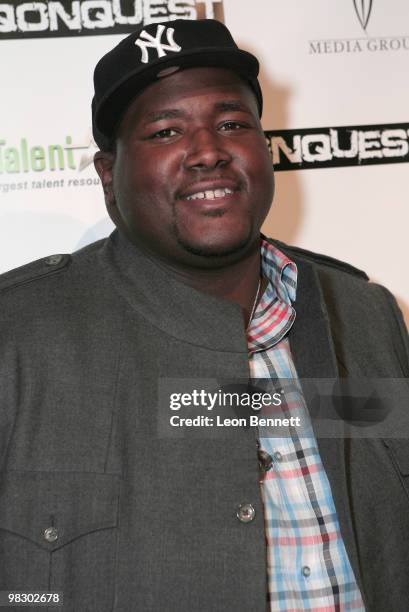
[186,187,235,201]
[186,192,205,200]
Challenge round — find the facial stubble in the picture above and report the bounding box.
[172,204,255,260]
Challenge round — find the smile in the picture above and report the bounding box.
[185,188,235,201]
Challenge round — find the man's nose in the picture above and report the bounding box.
[184,128,232,170]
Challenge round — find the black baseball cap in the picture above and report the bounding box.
[92,19,263,151]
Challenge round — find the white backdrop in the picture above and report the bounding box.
[1,0,408,323]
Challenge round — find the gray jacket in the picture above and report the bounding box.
[0,230,408,612]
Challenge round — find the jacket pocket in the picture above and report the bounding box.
[0,471,120,611]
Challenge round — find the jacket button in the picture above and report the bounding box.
[45,254,63,266]
[237,503,255,523]
[44,527,58,543]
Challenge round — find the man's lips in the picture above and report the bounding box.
[177,179,241,202]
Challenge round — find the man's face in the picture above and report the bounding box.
[97,67,274,269]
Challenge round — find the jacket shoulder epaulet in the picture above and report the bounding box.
[0,253,71,294]
[270,238,369,280]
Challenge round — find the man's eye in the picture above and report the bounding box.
[150,128,178,139]
[220,121,245,131]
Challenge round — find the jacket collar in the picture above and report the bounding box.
[100,230,342,369]
[99,229,248,353]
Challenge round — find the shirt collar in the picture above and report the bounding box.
[247,237,298,353]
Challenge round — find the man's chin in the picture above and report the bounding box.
[175,229,255,266]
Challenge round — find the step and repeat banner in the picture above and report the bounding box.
[1,0,408,322]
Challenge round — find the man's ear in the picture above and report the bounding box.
[94,151,116,208]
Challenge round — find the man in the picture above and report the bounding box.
[0,19,408,612]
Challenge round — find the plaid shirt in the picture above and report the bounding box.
[248,238,365,611]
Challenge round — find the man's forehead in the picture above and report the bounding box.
[121,67,259,125]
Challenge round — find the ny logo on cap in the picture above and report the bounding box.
[135,25,182,64]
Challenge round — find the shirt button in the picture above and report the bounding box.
[258,449,273,472]
[302,565,311,577]
[44,527,58,543]
[237,503,256,523]
[273,451,283,462]
[45,254,63,266]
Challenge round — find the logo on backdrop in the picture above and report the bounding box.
[0,0,224,40]
[353,0,374,31]
[309,0,408,55]
[0,130,99,196]
[135,25,182,63]
[265,122,409,171]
